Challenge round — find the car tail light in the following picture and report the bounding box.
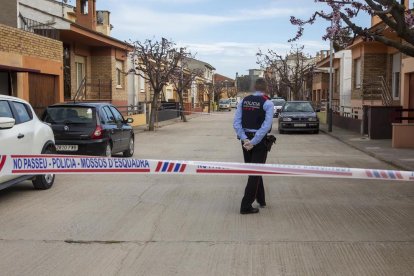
[91,125,103,139]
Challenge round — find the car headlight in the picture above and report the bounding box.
[308,117,318,122]
[282,117,292,122]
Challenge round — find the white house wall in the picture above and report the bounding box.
[18,0,71,29]
[335,50,352,114]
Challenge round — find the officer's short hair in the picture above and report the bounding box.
[255,78,267,92]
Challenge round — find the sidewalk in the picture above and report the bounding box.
[132,113,203,133]
[320,123,414,171]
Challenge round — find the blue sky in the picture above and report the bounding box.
[69,0,370,78]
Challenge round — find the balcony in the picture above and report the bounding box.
[19,15,59,40]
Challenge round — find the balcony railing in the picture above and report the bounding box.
[19,14,59,40]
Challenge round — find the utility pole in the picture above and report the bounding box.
[328,25,334,132]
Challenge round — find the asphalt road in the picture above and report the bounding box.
[0,111,413,275]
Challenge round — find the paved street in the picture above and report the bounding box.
[0,112,413,275]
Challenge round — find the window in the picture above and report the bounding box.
[11,102,32,124]
[354,58,361,88]
[392,53,401,99]
[76,62,85,89]
[102,106,115,123]
[109,106,124,123]
[80,0,88,15]
[116,60,123,88]
[335,69,340,94]
[0,101,13,118]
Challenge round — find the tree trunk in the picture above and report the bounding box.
[177,90,187,122]
[148,90,160,131]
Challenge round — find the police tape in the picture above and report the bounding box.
[0,155,413,182]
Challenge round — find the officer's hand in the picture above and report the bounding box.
[243,140,254,151]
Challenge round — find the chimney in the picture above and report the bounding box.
[75,0,97,30]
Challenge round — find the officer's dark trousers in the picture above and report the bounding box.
[240,138,267,211]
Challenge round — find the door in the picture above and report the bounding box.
[109,106,128,149]
[0,100,34,183]
[29,73,57,117]
[102,106,122,152]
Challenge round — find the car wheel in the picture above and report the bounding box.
[123,136,134,157]
[279,129,284,134]
[314,129,319,134]
[32,147,55,190]
[103,142,112,157]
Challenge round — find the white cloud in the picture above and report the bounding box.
[178,40,329,76]
[180,41,328,57]
[110,5,307,38]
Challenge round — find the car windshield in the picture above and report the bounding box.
[282,102,314,112]
[272,99,286,106]
[43,106,96,124]
[219,99,230,104]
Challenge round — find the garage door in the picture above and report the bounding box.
[29,73,57,117]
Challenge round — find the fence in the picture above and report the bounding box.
[394,108,414,123]
[19,15,59,40]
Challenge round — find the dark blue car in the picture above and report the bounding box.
[278,101,319,134]
[43,103,134,157]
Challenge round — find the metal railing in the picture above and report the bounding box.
[116,103,146,116]
[85,79,112,100]
[72,78,112,102]
[72,77,87,102]
[19,14,59,40]
[379,76,393,106]
[394,108,414,123]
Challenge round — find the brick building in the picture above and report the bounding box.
[316,0,414,147]
[214,73,236,100]
[0,0,133,110]
[0,23,63,115]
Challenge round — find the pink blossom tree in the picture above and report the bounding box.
[290,0,414,56]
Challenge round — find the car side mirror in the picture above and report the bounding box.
[315,109,321,113]
[0,117,16,129]
[126,117,134,124]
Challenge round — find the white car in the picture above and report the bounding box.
[218,99,231,111]
[271,98,286,118]
[229,98,237,108]
[0,95,56,190]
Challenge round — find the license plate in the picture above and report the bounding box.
[294,123,307,127]
[56,145,78,151]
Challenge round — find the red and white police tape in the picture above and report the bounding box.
[0,154,413,181]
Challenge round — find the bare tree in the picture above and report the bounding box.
[204,82,223,112]
[225,83,237,98]
[130,38,185,131]
[257,46,314,100]
[290,0,414,56]
[170,64,204,122]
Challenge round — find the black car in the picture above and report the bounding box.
[42,103,134,157]
[278,101,319,134]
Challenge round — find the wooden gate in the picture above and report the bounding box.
[29,73,57,116]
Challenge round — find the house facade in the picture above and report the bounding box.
[315,0,414,147]
[0,23,63,115]
[182,58,215,112]
[0,0,133,111]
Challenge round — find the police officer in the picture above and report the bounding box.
[233,78,274,214]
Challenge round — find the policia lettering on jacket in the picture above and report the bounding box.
[233,78,275,215]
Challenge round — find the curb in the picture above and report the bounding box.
[320,128,410,171]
